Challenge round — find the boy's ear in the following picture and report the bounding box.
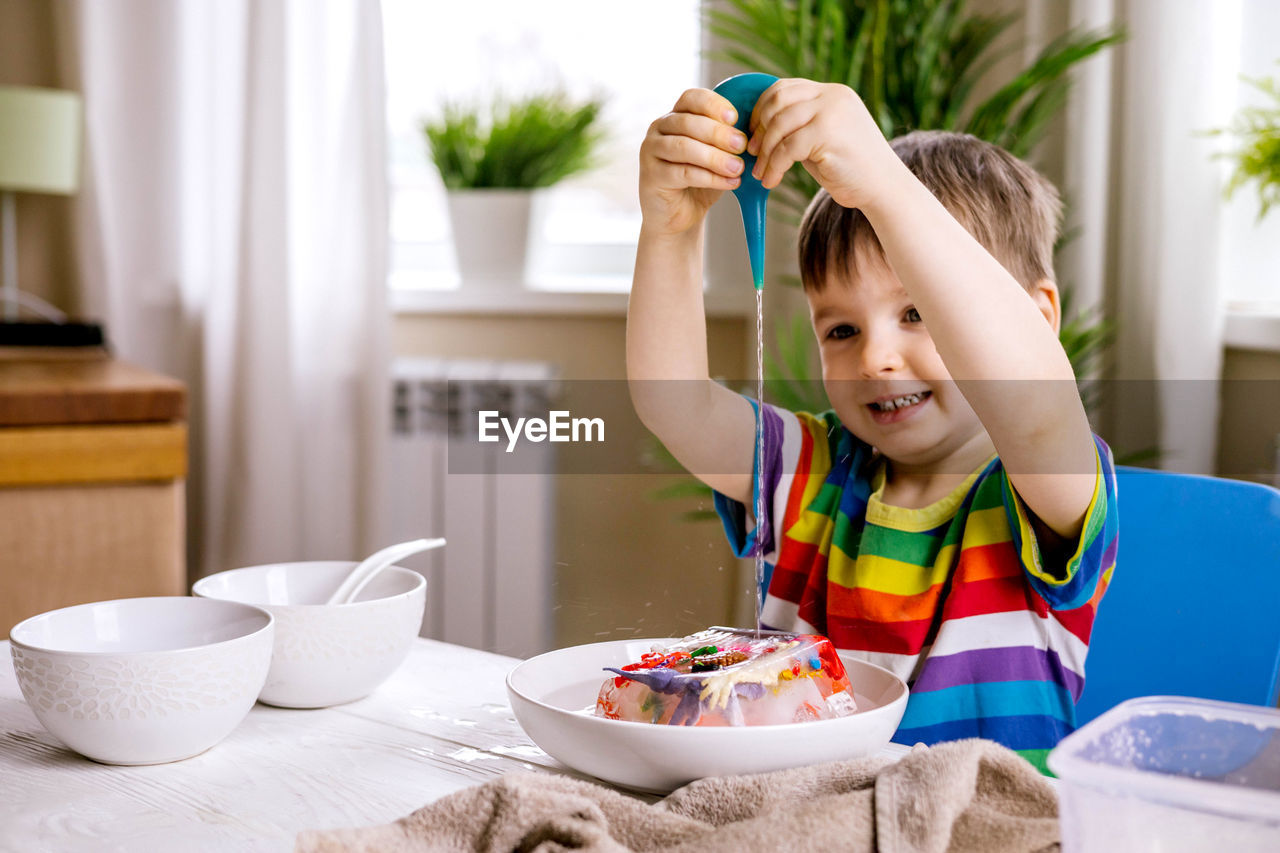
[1031,279,1061,333]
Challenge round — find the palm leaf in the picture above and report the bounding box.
[911,0,959,129]
[845,0,876,90]
[965,28,1123,149]
[706,2,795,76]
[995,77,1072,157]
[867,0,892,134]
[818,0,848,83]
[942,13,1017,126]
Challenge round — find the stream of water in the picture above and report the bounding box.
[754,287,764,637]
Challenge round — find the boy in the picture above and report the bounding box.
[626,79,1117,772]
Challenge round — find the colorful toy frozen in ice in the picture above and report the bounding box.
[595,628,857,726]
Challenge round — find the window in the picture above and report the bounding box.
[382,1,702,293]
[1219,0,1280,310]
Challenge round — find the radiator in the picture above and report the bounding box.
[385,357,556,659]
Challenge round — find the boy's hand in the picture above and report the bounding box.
[747,79,900,210]
[639,89,748,237]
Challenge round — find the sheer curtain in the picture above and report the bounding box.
[57,0,390,578]
[1056,0,1242,473]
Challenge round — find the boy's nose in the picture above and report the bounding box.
[857,333,905,377]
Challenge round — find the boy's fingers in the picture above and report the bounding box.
[752,102,818,186]
[751,97,816,157]
[652,159,741,192]
[747,82,808,156]
[758,137,802,189]
[679,164,741,191]
[650,134,744,182]
[759,127,818,188]
[654,112,748,154]
[672,88,739,126]
[746,78,799,135]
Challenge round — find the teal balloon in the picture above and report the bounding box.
[713,73,778,290]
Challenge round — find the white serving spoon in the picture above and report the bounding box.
[325,538,446,605]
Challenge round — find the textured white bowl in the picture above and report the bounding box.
[9,596,274,765]
[507,637,909,793]
[193,561,426,709]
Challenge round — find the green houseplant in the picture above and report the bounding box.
[1212,62,1280,220]
[709,0,1122,404]
[709,0,1122,227]
[422,92,604,287]
[653,0,1122,518]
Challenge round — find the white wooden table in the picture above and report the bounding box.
[0,638,586,851]
[0,637,912,851]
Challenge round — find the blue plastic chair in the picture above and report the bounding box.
[1074,466,1280,725]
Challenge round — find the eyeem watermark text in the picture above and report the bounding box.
[478,410,605,453]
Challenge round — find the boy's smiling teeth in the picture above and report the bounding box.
[870,391,931,411]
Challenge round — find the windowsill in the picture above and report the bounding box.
[390,274,757,318]
[1224,302,1280,353]
[393,291,1280,346]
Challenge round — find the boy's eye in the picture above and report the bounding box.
[904,307,922,323]
[826,324,857,340]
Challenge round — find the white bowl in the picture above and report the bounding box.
[9,596,274,765]
[506,637,909,793]
[192,561,426,708]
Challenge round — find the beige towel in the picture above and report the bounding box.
[296,739,1059,853]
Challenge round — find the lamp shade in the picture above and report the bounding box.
[0,86,81,195]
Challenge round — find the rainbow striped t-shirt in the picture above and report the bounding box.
[714,404,1118,771]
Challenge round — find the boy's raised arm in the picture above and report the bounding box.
[748,80,1097,539]
[863,173,1097,540]
[627,89,758,506]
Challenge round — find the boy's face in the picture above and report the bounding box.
[807,248,988,472]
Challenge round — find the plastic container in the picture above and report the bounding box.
[1049,696,1280,852]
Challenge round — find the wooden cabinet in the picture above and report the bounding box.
[0,354,187,634]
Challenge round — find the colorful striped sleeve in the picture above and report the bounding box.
[1001,434,1119,611]
[713,403,841,562]
[713,400,786,560]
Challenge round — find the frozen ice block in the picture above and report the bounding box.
[595,628,857,726]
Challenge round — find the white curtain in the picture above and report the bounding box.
[57,0,390,577]
[1056,0,1242,473]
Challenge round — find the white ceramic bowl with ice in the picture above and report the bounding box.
[192,561,426,708]
[506,637,909,792]
[9,596,274,765]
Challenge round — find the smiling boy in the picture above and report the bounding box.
[626,80,1118,771]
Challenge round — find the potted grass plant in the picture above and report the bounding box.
[423,92,604,287]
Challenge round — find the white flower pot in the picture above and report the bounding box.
[446,189,543,287]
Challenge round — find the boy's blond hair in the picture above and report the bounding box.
[798,130,1062,292]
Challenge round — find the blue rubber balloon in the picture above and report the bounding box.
[712,73,778,290]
